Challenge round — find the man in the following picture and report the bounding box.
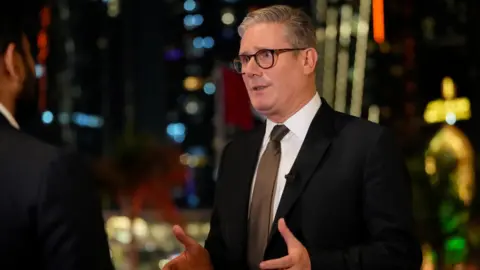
[0,9,114,269]
[164,5,422,270]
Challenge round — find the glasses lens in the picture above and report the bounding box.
[232,60,242,73]
[255,50,274,69]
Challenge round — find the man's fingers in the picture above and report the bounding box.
[278,218,301,248]
[162,264,174,270]
[162,253,184,270]
[261,221,307,270]
[259,255,294,269]
[162,260,176,270]
[172,225,198,250]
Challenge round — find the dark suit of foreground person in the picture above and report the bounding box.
[0,10,113,270]
[164,5,422,270]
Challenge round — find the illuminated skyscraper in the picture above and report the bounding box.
[308,0,373,117]
[44,0,112,154]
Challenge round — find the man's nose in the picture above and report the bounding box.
[243,58,262,77]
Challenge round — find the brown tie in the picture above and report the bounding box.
[247,125,290,270]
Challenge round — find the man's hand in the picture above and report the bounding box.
[162,225,213,270]
[259,219,311,270]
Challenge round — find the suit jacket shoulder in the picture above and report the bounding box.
[0,126,90,224]
[216,125,264,186]
[0,126,114,269]
[227,124,265,146]
[330,110,390,152]
[0,127,63,191]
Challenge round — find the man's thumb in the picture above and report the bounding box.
[278,218,300,248]
[173,225,198,250]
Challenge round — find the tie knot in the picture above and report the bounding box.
[270,125,289,142]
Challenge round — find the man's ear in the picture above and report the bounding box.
[302,48,318,75]
[3,43,21,81]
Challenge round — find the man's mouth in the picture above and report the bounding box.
[252,86,268,91]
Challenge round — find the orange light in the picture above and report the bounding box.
[37,30,48,49]
[40,7,51,27]
[372,0,385,43]
[37,6,51,112]
[183,76,203,91]
[37,49,48,62]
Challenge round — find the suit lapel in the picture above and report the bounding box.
[268,100,336,241]
[225,125,264,255]
[0,113,16,132]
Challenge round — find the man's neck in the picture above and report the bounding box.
[0,98,15,117]
[267,90,317,123]
[0,99,19,130]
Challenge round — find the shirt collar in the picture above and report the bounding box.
[264,92,321,142]
[0,103,19,130]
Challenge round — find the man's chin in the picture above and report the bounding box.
[252,106,273,118]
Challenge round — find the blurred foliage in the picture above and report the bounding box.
[444,236,468,265]
[94,133,185,194]
[407,150,480,266]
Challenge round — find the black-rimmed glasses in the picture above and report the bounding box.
[232,48,307,73]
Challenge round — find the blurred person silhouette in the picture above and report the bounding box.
[164,5,422,270]
[0,5,114,270]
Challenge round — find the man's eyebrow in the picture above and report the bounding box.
[239,46,270,55]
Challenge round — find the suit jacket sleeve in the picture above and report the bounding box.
[36,151,114,270]
[204,142,232,269]
[309,128,422,270]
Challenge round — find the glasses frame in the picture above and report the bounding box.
[232,48,307,73]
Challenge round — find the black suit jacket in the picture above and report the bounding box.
[204,100,422,270]
[0,115,113,269]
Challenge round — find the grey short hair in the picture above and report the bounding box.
[238,5,317,49]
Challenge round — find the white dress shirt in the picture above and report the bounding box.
[0,103,19,130]
[250,92,322,220]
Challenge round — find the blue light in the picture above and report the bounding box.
[41,111,53,124]
[202,36,215,48]
[35,64,45,79]
[166,122,186,143]
[193,37,204,48]
[183,14,203,28]
[187,146,206,155]
[183,15,192,26]
[173,135,185,143]
[193,14,204,25]
[187,194,200,208]
[164,48,183,61]
[203,82,216,95]
[166,122,185,135]
[183,0,196,11]
[193,37,215,49]
[72,112,104,128]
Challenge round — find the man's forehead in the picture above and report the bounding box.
[239,23,289,54]
[239,46,271,55]
[239,41,291,55]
